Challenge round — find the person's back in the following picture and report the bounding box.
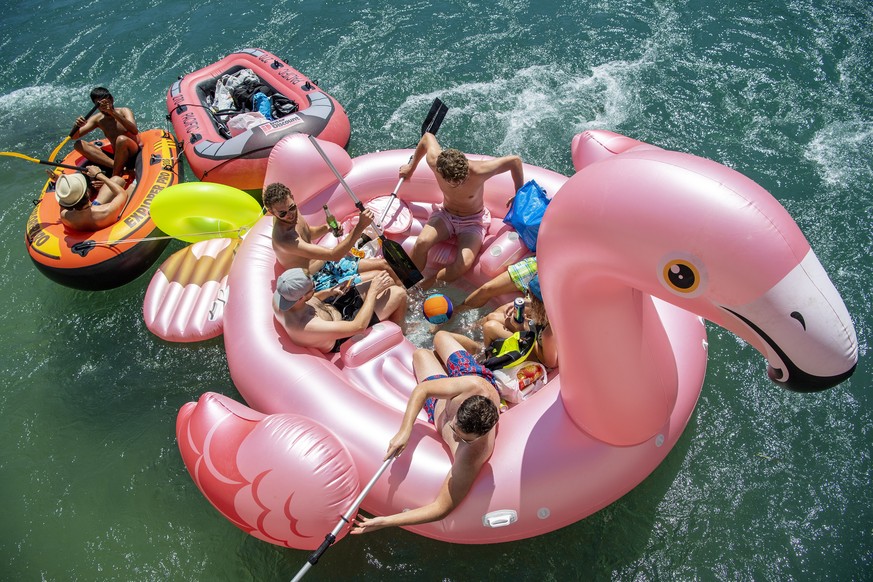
[56,169,130,231]
[273,268,406,353]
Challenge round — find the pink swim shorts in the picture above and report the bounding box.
[429,206,491,239]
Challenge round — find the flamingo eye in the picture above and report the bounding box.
[659,255,705,298]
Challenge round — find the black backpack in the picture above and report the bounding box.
[271,93,299,118]
[482,331,537,370]
[231,80,273,111]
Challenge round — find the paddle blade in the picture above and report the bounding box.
[0,151,81,171]
[1,151,38,164]
[381,237,423,288]
[421,98,448,136]
[48,137,70,162]
[426,102,448,136]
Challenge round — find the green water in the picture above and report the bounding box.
[0,0,870,579]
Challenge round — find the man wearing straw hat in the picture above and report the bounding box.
[55,166,131,231]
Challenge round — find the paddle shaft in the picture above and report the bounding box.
[378,98,448,226]
[306,135,384,231]
[307,136,424,287]
[42,160,83,171]
[291,455,396,582]
[0,151,82,171]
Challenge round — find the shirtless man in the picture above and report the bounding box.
[272,267,407,353]
[71,87,140,178]
[264,183,399,289]
[400,133,524,288]
[55,166,132,231]
[351,330,500,534]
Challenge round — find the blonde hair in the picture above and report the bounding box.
[436,149,469,184]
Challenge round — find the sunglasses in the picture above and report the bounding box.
[273,203,297,219]
[450,421,487,445]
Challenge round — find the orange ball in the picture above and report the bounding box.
[422,293,453,324]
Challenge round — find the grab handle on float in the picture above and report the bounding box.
[482,509,518,528]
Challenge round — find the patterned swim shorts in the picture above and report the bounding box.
[508,256,538,293]
[419,351,496,422]
[445,350,496,386]
[422,395,440,424]
[312,256,362,292]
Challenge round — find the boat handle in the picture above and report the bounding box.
[482,510,518,528]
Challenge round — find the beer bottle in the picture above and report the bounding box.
[323,204,342,237]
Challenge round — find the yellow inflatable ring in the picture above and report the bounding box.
[151,182,263,243]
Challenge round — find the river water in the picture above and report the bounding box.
[0,0,870,579]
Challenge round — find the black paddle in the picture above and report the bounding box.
[69,102,100,138]
[307,135,424,288]
[378,98,449,227]
[421,97,449,137]
[44,102,101,164]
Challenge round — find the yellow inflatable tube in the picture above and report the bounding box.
[151,182,263,243]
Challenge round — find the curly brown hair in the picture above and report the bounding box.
[456,395,499,436]
[262,182,293,210]
[436,149,469,185]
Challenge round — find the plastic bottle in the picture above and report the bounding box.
[323,204,342,237]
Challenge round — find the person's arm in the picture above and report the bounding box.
[399,133,441,179]
[309,223,330,239]
[474,155,524,205]
[352,432,485,533]
[103,104,138,136]
[293,271,393,346]
[71,114,99,140]
[281,209,373,262]
[313,279,350,301]
[385,372,482,460]
[459,270,516,311]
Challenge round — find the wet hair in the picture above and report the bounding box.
[456,395,499,436]
[436,149,469,185]
[90,87,112,103]
[262,182,293,210]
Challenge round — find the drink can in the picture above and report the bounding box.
[513,297,525,324]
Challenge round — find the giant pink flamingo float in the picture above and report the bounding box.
[175,131,857,549]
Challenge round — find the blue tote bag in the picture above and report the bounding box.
[503,179,550,252]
